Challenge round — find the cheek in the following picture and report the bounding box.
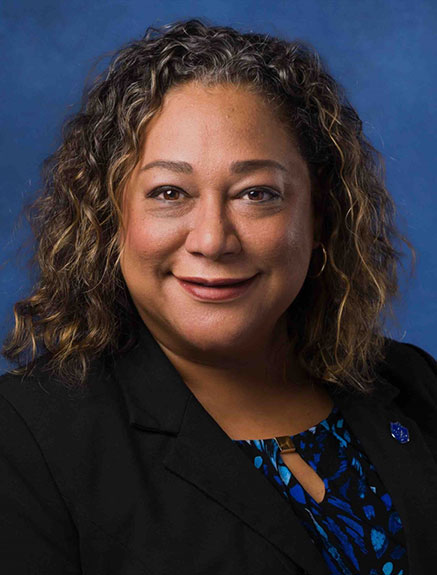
[256,218,313,269]
[122,213,172,265]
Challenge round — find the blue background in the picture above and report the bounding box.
[1,0,436,374]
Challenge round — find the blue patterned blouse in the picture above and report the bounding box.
[232,405,408,575]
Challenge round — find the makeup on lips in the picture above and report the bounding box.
[174,274,259,301]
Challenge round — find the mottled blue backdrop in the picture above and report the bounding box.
[1,0,436,374]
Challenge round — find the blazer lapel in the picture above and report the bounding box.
[163,391,330,575]
[113,317,329,575]
[113,316,437,574]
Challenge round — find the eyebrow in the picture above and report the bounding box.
[139,159,288,175]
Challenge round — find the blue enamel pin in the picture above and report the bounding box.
[390,421,410,444]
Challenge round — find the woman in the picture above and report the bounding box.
[1,18,436,575]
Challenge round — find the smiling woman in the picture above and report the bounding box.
[0,17,436,575]
[119,81,317,376]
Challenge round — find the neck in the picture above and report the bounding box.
[151,317,314,419]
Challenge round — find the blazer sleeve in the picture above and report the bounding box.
[0,392,82,574]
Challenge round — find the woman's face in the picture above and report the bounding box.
[120,81,318,362]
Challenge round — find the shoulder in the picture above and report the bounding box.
[0,353,121,451]
[382,337,437,374]
[377,337,437,401]
[0,352,113,401]
[0,353,131,504]
[373,338,437,434]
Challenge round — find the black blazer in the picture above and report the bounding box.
[1,318,437,575]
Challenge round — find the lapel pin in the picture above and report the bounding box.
[390,421,410,444]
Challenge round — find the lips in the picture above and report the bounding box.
[175,275,256,286]
[184,279,249,287]
[175,274,259,301]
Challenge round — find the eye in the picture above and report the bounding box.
[147,186,186,201]
[147,186,280,203]
[241,188,280,202]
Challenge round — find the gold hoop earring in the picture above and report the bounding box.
[308,243,327,279]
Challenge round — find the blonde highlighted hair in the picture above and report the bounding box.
[2,18,415,391]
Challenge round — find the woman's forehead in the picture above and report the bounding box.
[140,83,301,166]
[147,83,276,129]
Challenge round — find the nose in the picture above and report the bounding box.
[184,195,241,260]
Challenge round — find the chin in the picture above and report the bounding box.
[175,319,266,353]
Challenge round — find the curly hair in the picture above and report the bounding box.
[1,17,415,392]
